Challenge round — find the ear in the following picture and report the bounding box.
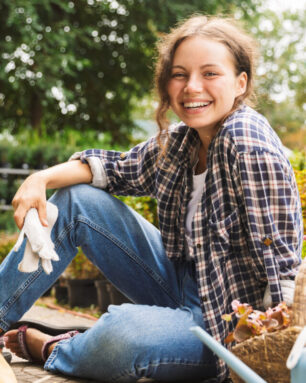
[235,72,248,97]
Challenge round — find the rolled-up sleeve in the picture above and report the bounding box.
[69,137,159,197]
[237,150,303,304]
[70,151,108,189]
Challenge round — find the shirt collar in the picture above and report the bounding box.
[177,126,200,168]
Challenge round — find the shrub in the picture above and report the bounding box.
[65,247,102,280]
[294,170,306,235]
[0,212,17,233]
[290,150,306,171]
[117,195,158,227]
[0,233,18,264]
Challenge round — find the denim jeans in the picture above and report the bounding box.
[0,184,217,382]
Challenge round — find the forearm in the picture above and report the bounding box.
[12,160,92,229]
[38,160,93,189]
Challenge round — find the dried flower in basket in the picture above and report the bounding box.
[222,299,291,344]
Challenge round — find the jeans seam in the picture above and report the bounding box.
[0,267,42,329]
[44,340,60,370]
[53,220,75,250]
[74,215,181,307]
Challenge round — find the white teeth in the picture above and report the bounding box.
[184,101,210,108]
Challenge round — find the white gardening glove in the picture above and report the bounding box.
[263,279,295,309]
[14,202,59,274]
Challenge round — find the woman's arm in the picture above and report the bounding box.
[12,160,92,229]
[237,150,302,304]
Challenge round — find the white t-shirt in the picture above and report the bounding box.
[185,170,207,259]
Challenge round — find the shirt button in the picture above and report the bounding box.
[196,243,201,249]
[263,237,273,246]
[202,296,208,302]
[119,152,127,159]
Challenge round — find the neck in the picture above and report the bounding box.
[198,133,215,153]
[195,144,207,175]
[195,127,218,175]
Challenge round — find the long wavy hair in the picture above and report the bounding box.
[154,15,258,151]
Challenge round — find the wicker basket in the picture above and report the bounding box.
[230,257,306,383]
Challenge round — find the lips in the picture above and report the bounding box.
[181,100,213,115]
[183,101,211,108]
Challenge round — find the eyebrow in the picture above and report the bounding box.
[171,64,221,70]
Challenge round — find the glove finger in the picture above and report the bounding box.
[39,245,54,260]
[14,228,25,252]
[50,249,59,262]
[18,241,39,273]
[39,245,59,262]
[41,259,53,275]
[23,209,47,253]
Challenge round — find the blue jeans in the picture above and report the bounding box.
[0,184,217,382]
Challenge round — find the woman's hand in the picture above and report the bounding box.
[12,172,48,230]
[11,160,92,229]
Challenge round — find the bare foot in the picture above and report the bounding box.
[4,328,58,361]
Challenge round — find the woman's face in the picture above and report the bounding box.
[167,36,247,136]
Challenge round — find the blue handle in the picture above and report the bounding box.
[190,326,267,383]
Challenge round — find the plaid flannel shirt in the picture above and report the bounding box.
[72,105,303,381]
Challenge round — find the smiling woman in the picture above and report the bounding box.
[0,14,303,383]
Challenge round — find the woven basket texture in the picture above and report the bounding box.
[230,257,306,383]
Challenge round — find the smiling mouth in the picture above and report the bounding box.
[183,101,212,109]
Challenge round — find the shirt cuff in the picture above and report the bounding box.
[69,151,108,189]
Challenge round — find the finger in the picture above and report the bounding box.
[13,207,26,230]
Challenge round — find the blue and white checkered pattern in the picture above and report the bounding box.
[75,105,303,381]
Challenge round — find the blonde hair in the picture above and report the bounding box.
[154,15,258,148]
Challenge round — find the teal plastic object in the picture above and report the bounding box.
[287,327,306,383]
[291,348,306,383]
[190,326,266,383]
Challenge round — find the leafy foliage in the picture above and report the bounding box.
[0,233,18,263]
[117,195,158,227]
[254,8,306,148]
[290,151,306,245]
[64,247,102,280]
[0,0,261,143]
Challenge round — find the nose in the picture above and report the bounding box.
[184,73,203,93]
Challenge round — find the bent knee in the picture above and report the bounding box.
[50,184,115,211]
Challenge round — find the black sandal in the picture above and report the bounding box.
[2,351,12,364]
[9,319,90,336]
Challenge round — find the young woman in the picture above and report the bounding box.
[0,15,303,382]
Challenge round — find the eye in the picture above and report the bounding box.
[171,72,187,79]
[204,72,218,78]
